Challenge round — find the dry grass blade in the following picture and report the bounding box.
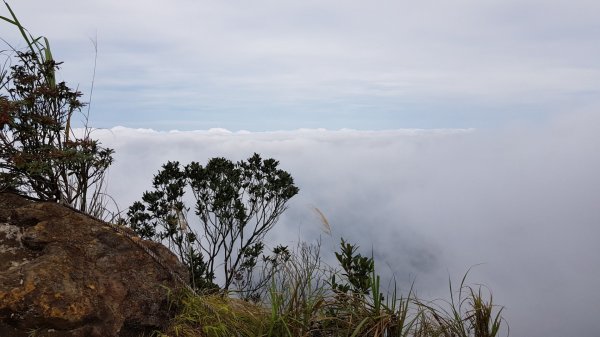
[313,207,331,235]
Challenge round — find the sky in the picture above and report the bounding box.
[2,1,600,336]
[2,0,600,130]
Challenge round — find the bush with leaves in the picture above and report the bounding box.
[330,238,376,297]
[128,153,298,296]
[0,2,113,217]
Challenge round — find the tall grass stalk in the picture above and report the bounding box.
[0,1,55,84]
[414,271,507,337]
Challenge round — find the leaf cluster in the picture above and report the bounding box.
[331,238,375,297]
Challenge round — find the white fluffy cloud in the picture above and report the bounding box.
[93,109,600,337]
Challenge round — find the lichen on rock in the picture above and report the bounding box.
[0,193,189,337]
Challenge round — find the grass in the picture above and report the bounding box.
[156,241,508,337]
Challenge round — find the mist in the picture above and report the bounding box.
[94,109,600,337]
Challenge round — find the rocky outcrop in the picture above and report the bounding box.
[0,193,189,337]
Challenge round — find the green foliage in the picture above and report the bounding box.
[331,238,376,297]
[0,3,113,217]
[128,153,299,296]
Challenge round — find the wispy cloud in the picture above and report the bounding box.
[4,0,600,130]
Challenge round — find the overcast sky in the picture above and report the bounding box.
[3,0,600,130]
[3,1,600,336]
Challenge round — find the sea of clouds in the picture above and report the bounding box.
[94,110,599,337]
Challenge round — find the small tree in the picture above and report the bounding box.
[0,2,113,216]
[128,153,299,296]
[330,238,376,297]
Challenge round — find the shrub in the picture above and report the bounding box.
[128,153,298,296]
[0,2,113,217]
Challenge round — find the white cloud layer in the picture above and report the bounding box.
[94,109,600,337]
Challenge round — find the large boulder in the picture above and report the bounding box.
[0,193,189,337]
